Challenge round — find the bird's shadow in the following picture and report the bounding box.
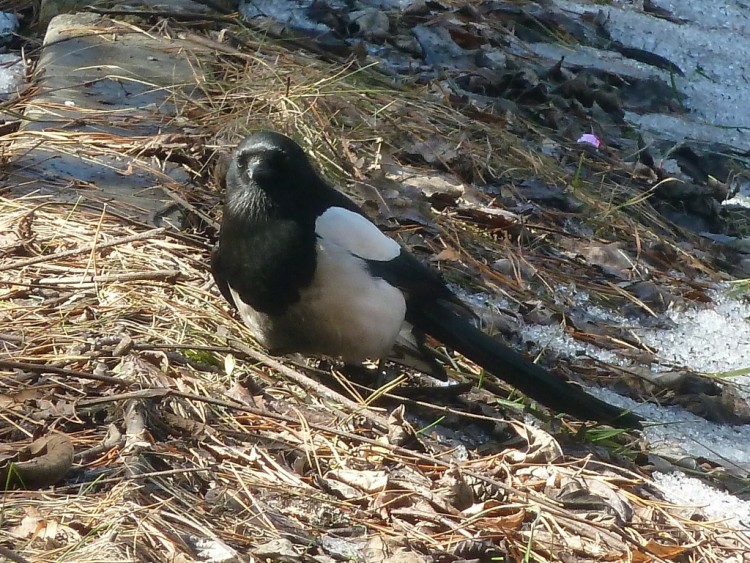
[299,359,543,456]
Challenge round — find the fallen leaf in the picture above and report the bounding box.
[436,466,474,510]
[553,476,634,524]
[386,405,424,450]
[0,388,41,408]
[0,434,74,489]
[326,468,388,493]
[504,421,562,464]
[252,538,303,559]
[431,247,462,262]
[643,539,690,559]
[224,353,236,376]
[9,510,81,543]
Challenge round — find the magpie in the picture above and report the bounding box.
[211,131,643,428]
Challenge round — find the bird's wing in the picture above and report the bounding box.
[314,205,459,377]
[314,206,401,261]
[313,206,460,302]
[211,242,236,307]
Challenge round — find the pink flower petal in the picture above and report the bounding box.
[577,134,601,149]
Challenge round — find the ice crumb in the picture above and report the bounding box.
[653,472,750,533]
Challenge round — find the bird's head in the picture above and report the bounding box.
[225,131,320,215]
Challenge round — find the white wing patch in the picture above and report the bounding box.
[315,207,400,262]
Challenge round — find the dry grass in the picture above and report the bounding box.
[1,12,749,563]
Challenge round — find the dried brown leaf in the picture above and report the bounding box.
[505,421,563,464]
[326,469,388,493]
[0,434,74,489]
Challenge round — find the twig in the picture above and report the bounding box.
[37,269,180,285]
[84,7,237,21]
[0,228,165,272]
[178,30,250,58]
[389,508,474,538]
[0,360,134,388]
[133,343,232,353]
[0,332,24,343]
[0,546,31,563]
[77,388,172,407]
[56,465,221,491]
[74,437,127,463]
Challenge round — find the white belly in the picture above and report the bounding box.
[230,240,407,363]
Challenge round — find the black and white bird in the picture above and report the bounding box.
[211,131,642,428]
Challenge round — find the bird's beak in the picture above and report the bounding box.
[245,156,276,183]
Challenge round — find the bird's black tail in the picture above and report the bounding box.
[412,302,643,428]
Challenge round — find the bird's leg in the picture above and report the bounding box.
[375,359,472,400]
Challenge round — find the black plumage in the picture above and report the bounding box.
[211,131,642,428]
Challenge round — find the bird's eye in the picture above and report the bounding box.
[235,151,252,172]
[236,148,283,171]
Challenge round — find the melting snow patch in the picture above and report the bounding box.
[565,286,750,468]
[464,285,750,467]
[589,387,750,469]
[653,472,750,533]
[636,289,750,376]
[520,322,624,366]
[556,0,750,149]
